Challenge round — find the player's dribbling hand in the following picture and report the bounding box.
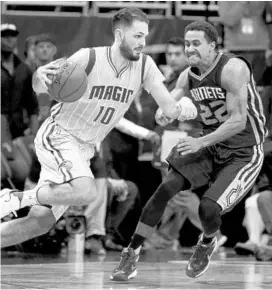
[175,97,197,122]
[36,60,62,86]
[155,108,173,126]
[176,136,203,155]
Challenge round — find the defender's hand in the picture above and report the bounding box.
[175,97,197,122]
[155,108,173,126]
[176,136,203,155]
[145,131,161,147]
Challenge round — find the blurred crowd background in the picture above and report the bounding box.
[1,1,272,261]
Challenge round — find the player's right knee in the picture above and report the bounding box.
[198,198,221,224]
[28,205,56,234]
[70,176,97,205]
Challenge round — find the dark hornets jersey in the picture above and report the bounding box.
[188,52,267,148]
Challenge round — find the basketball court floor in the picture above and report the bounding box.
[1,248,272,289]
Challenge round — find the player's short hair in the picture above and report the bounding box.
[184,21,218,47]
[111,8,149,34]
[166,37,185,50]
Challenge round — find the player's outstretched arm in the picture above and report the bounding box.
[153,68,197,125]
[115,118,150,139]
[199,58,249,148]
[171,67,191,102]
[116,118,160,145]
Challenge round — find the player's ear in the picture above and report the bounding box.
[116,29,124,42]
[52,44,57,57]
[210,41,216,52]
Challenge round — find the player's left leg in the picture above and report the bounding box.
[0,120,97,219]
[186,144,264,278]
[110,144,214,282]
[1,204,67,248]
[110,167,187,281]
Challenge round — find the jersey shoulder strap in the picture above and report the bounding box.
[85,49,147,81]
[85,48,96,75]
[141,54,147,84]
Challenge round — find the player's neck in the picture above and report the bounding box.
[198,52,218,75]
[110,44,129,71]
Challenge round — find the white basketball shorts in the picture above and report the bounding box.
[34,117,95,220]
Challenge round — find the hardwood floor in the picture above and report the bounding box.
[1,248,272,289]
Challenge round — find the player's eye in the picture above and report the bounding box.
[192,41,201,47]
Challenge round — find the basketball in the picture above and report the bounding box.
[47,61,88,103]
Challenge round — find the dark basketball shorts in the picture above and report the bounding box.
[166,143,264,213]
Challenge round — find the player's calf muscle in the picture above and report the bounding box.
[28,205,56,231]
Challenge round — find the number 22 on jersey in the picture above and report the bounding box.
[200,100,229,125]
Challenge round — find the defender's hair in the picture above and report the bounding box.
[111,8,149,34]
[185,21,218,47]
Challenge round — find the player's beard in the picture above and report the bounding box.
[120,38,140,61]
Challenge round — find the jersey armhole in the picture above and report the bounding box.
[85,48,96,76]
[216,54,253,87]
[141,54,147,84]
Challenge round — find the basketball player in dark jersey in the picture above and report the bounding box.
[110,20,267,281]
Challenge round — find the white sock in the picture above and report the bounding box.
[245,194,265,245]
[134,246,142,255]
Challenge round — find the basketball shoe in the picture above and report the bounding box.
[0,189,21,219]
[234,241,257,256]
[186,233,217,278]
[110,247,139,281]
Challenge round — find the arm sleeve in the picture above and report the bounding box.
[142,55,165,94]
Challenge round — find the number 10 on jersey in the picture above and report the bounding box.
[93,106,116,125]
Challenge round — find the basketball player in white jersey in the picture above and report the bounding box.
[0,8,197,248]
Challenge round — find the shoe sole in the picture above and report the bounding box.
[186,241,217,278]
[110,269,137,281]
[234,247,255,256]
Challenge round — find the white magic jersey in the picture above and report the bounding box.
[49,47,164,144]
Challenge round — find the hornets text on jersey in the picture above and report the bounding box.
[188,52,267,148]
